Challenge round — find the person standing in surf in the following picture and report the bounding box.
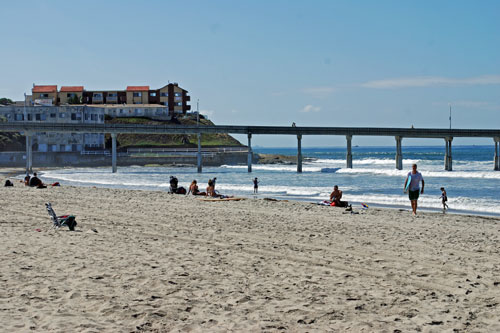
[253,177,259,194]
[404,164,424,216]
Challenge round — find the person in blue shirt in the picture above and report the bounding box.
[404,164,425,216]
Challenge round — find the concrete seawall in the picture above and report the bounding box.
[0,152,254,168]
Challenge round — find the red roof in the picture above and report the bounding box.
[60,86,84,92]
[32,85,57,93]
[126,86,149,92]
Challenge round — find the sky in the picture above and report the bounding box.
[1,0,499,147]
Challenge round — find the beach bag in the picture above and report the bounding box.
[330,201,337,207]
[4,180,13,187]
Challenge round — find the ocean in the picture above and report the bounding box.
[34,145,500,216]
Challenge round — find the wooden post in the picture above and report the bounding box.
[297,134,302,173]
[346,135,353,168]
[111,133,117,173]
[247,133,252,173]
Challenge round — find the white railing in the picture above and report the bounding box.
[127,147,248,154]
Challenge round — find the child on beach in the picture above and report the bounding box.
[440,187,448,212]
[253,177,259,194]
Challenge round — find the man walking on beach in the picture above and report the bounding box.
[404,164,424,216]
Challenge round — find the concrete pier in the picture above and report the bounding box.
[346,135,353,168]
[111,133,117,173]
[25,132,32,174]
[495,137,500,171]
[247,133,252,173]
[444,137,453,171]
[197,133,202,173]
[297,134,302,173]
[395,136,403,170]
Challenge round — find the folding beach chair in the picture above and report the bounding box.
[46,203,77,231]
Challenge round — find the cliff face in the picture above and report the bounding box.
[105,117,243,149]
[0,132,25,151]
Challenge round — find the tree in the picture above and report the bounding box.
[68,95,81,104]
[0,98,14,105]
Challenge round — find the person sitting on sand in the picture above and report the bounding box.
[169,176,178,193]
[29,172,42,187]
[187,180,206,196]
[329,185,349,207]
[207,179,217,197]
[24,173,31,186]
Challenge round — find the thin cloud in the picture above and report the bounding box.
[433,100,499,110]
[361,75,500,89]
[300,105,321,113]
[200,109,215,118]
[302,86,336,97]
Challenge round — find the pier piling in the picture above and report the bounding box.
[495,137,500,171]
[395,136,403,170]
[111,133,117,173]
[247,133,252,173]
[297,134,302,173]
[25,132,32,174]
[444,137,453,171]
[346,135,353,168]
[197,133,202,173]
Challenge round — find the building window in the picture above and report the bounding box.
[133,92,142,97]
[50,113,56,118]
[41,93,49,98]
[108,93,117,97]
[176,102,182,106]
[15,114,23,121]
[67,93,76,98]
[174,92,182,97]
[59,113,66,118]
[91,114,96,121]
[93,93,103,99]
[163,102,168,107]
[150,92,156,97]
[175,97,182,102]
[160,92,168,97]
[71,113,77,120]
[41,114,47,121]
[35,114,41,120]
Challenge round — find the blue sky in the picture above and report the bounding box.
[1,0,499,146]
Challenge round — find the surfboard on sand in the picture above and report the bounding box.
[199,197,245,202]
[404,175,412,193]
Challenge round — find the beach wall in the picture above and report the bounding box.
[0,151,254,167]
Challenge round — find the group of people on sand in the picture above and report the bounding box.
[169,176,229,198]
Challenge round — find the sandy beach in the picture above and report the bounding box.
[1,182,500,332]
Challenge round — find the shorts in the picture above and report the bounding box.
[409,190,420,201]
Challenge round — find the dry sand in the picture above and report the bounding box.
[1,182,500,332]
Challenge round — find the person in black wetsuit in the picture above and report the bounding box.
[29,173,42,187]
[169,176,178,193]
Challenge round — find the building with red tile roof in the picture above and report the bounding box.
[60,86,84,92]
[26,83,191,115]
